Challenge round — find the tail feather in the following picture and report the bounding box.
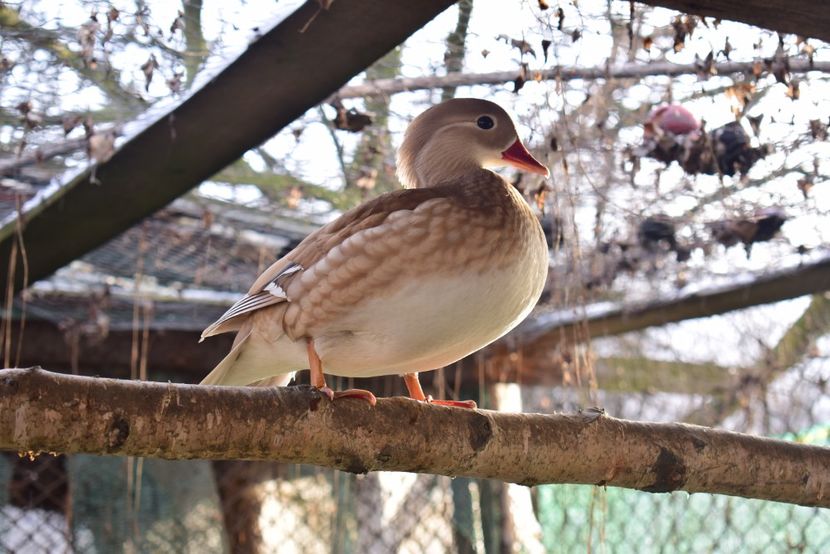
[199,306,305,386]
[200,326,253,386]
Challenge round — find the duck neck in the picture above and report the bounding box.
[410,140,483,188]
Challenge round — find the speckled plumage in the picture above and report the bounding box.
[200,99,549,389]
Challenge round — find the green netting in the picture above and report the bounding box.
[67,456,227,553]
[537,483,830,553]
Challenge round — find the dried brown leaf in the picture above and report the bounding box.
[725,82,755,108]
[809,119,828,140]
[801,42,816,62]
[167,73,183,94]
[747,114,764,137]
[87,131,116,163]
[751,60,763,78]
[62,115,83,135]
[770,46,790,84]
[672,15,696,52]
[355,169,378,191]
[286,186,303,208]
[24,112,42,129]
[497,35,536,58]
[78,17,99,66]
[513,63,528,93]
[549,136,559,151]
[170,10,184,34]
[786,80,800,100]
[541,39,551,63]
[722,38,732,60]
[332,104,372,132]
[513,38,536,58]
[140,54,159,92]
[797,177,814,198]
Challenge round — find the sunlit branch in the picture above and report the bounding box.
[1,367,828,508]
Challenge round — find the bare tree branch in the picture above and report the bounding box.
[489,254,830,379]
[0,6,146,111]
[335,59,830,100]
[0,137,87,176]
[0,123,124,176]
[685,293,830,426]
[1,367,827,508]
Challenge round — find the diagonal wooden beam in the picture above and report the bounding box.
[0,0,456,293]
[636,1,828,43]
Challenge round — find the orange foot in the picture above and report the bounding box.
[308,339,376,406]
[318,386,377,406]
[403,372,477,409]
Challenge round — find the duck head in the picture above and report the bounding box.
[396,98,549,188]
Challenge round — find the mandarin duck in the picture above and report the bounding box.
[200,98,549,408]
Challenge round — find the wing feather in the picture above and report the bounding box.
[200,181,480,342]
[200,262,300,341]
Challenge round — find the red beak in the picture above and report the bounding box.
[501,139,549,177]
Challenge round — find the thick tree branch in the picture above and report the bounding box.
[335,59,830,100]
[684,293,830,426]
[635,0,828,44]
[499,254,830,373]
[1,368,827,508]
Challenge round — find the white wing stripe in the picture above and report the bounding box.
[264,282,287,297]
[201,261,304,339]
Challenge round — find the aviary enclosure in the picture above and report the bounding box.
[0,0,828,552]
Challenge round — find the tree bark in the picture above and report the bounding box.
[212,460,272,554]
[440,0,473,102]
[0,368,827,508]
[635,0,827,43]
[335,59,830,100]
[499,254,830,374]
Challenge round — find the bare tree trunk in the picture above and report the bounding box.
[212,461,273,554]
[479,477,512,554]
[451,478,476,554]
[1,368,828,508]
[347,48,403,196]
[182,0,207,88]
[354,472,387,553]
[440,0,473,102]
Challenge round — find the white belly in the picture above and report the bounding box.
[314,265,544,377]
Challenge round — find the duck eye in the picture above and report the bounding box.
[476,115,495,130]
